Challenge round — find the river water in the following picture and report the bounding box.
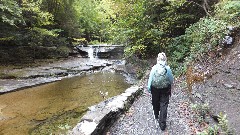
[0,46,132,134]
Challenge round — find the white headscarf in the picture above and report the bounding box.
[157,52,167,65]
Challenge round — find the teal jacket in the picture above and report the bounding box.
[147,63,174,92]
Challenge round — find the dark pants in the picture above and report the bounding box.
[151,85,171,129]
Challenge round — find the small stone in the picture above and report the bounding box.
[237,85,240,90]
[78,120,97,135]
[223,36,233,46]
[88,106,96,111]
[195,93,202,100]
[223,83,233,89]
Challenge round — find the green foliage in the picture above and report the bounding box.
[124,44,147,59]
[168,35,190,75]
[0,0,73,63]
[72,38,88,46]
[1,0,239,65]
[41,0,79,37]
[89,40,101,45]
[74,0,116,42]
[168,0,240,76]
[198,113,234,135]
[0,0,23,41]
[56,45,70,57]
[198,125,219,135]
[0,36,14,41]
[0,0,24,26]
[32,27,60,37]
[191,103,210,123]
[218,112,231,134]
[108,0,149,55]
[185,18,228,62]
[215,0,240,26]
[169,17,229,75]
[22,1,54,27]
[109,0,206,59]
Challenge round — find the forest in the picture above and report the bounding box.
[1,0,240,134]
[1,0,240,74]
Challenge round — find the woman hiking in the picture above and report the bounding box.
[147,52,174,131]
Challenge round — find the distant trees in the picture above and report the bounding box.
[108,0,208,58]
[0,0,116,46]
[0,0,24,38]
[107,0,240,76]
[0,0,239,65]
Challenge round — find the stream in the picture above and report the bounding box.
[0,45,133,135]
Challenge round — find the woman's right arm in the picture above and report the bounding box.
[147,66,155,93]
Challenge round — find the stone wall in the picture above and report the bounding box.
[69,85,143,135]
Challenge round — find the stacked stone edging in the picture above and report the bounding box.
[69,85,143,135]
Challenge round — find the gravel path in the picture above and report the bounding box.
[108,75,194,135]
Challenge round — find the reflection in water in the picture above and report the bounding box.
[0,72,130,135]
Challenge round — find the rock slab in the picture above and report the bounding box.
[69,86,142,135]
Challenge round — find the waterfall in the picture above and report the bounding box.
[87,46,95,60]
[94,45,100,58]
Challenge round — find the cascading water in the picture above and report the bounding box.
[87,46,95,60]
[77,44,124,59]
[86,46,101,60]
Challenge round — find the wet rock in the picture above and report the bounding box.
[0,58,117,94]
[76,47,89,58]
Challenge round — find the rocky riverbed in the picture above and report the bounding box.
[0,56,138,135]
[0,57,135,94]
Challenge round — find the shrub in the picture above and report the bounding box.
[191,103,210,123]
[215,0,240,26]
[169,17,229,75]
[198,125,219,135]
[56,46,71,58]
[185,18,228,62]
[197,112,234,135]
[168,0,240,75]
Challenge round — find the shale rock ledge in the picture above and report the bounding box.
[69,85,143,135]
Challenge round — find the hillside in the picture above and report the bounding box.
[193,30,240,133]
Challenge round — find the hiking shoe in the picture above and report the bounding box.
[160,125,166,131]
[159,122,166,131]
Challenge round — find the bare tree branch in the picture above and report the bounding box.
[187,0,212,17]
